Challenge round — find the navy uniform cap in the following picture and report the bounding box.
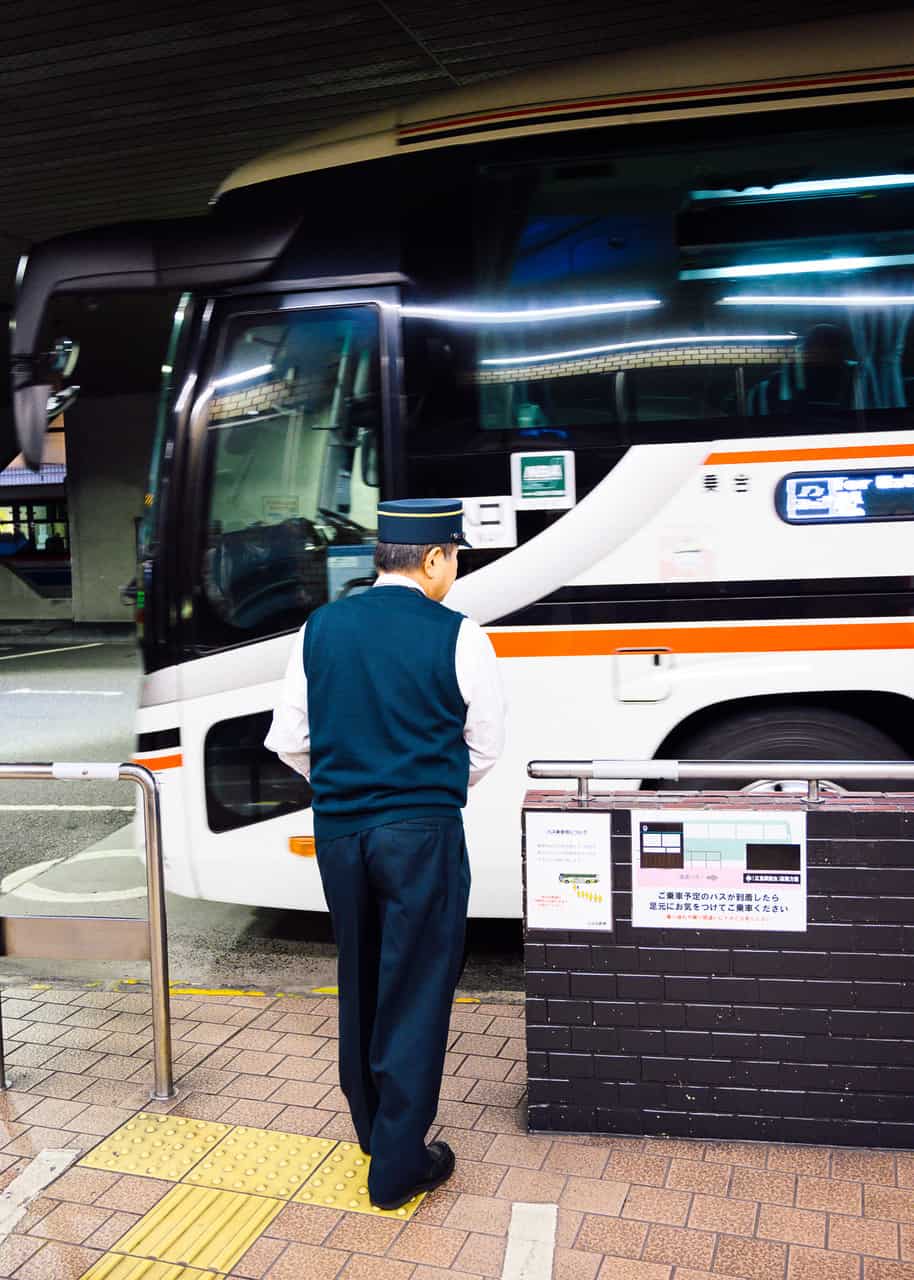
[377,498,470,547]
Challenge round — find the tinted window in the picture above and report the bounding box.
[142,293,191,560]
[199,305,381,639]
[405,112,914,445]
[205,709,311,833]
[0,498,71,599]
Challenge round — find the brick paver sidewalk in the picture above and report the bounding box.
[0,982,910,1278]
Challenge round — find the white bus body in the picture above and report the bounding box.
[12,12,914,916]
[137,423,914,916]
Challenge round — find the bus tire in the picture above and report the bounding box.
[665,704,911,791]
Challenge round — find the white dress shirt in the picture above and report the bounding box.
[264,574,506,787]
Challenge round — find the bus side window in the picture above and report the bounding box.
[204,709,311,832]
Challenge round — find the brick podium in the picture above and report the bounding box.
[523,789,914,1148]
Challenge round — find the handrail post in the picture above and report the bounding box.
[0,761,175,1102]
[123,763,175,1101]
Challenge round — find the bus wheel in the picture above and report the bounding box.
[664,705,911,791]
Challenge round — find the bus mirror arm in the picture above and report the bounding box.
[11,232,161,464]
[11,384,54,471]
[10,212,302,468]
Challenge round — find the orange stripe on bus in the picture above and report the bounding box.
[704,442,914,466]
[133,752,183,771]
[488,621,914,659]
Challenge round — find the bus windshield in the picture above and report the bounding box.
[199,303,381,637]
[141,293,191,562]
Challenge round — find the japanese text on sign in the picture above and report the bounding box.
[631,808,807,932]
[524,810,612,931]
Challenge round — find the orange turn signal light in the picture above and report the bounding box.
[289,836,316,858]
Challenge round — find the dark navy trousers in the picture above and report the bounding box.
[315,815,470,1204]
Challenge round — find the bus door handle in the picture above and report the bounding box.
[613,647,672,703]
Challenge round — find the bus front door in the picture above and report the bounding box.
[177,289,398,908]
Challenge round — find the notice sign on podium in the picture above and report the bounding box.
[524,810,612,931]
[632,807,807,931]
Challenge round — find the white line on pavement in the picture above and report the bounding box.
[0,805,134,812]
[1,688,124,696]
[70,848,139,862]
[0,848,138,895]
[0,1150,79,1241]
[7,882,147,903]
[0,642,105,662]
[1,860,63,892]
[501,1202,557,1280]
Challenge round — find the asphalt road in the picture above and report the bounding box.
[0,640,140,872]
[0,639,523,994]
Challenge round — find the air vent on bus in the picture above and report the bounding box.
[733,474,750,493]
[703,473,718,491]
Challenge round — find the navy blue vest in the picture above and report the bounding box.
[303,584,469,840]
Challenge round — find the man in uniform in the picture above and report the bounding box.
[265,499,506,1209]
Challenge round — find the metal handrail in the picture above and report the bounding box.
[0,762,174,1100]
[527,758,914,805]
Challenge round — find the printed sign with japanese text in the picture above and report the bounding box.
[631,807,807,931]
[524,810,612,931]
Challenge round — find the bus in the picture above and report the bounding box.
[11,12,914,917]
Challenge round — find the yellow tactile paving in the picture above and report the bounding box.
[79,1257,223,1279]
[184,1126,337,1198]
[79,1114,232,1181]
[110,1183,283,1273]
[294,1141,425,1219]
[73,1114,426,1279]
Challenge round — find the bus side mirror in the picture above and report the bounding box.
[360,427,379,489]
[13,384,54,469]
[12,336,81,467]
[47,385,80,421]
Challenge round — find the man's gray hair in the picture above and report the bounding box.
[374,541,456,574]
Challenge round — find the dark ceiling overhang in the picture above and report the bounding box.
[2,0,910,471]
[3,0,911,303]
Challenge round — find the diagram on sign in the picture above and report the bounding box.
[559,871,603,904]
[524,811,612,931]
[631,808,806,932]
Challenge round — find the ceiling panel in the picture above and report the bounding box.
[0,0,908,301]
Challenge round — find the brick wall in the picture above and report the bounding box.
[523,792,914,1148]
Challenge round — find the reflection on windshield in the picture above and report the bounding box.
[142,293,190,560]
[203,305,380,635]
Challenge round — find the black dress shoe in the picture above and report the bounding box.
[372,1140,455,1210]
